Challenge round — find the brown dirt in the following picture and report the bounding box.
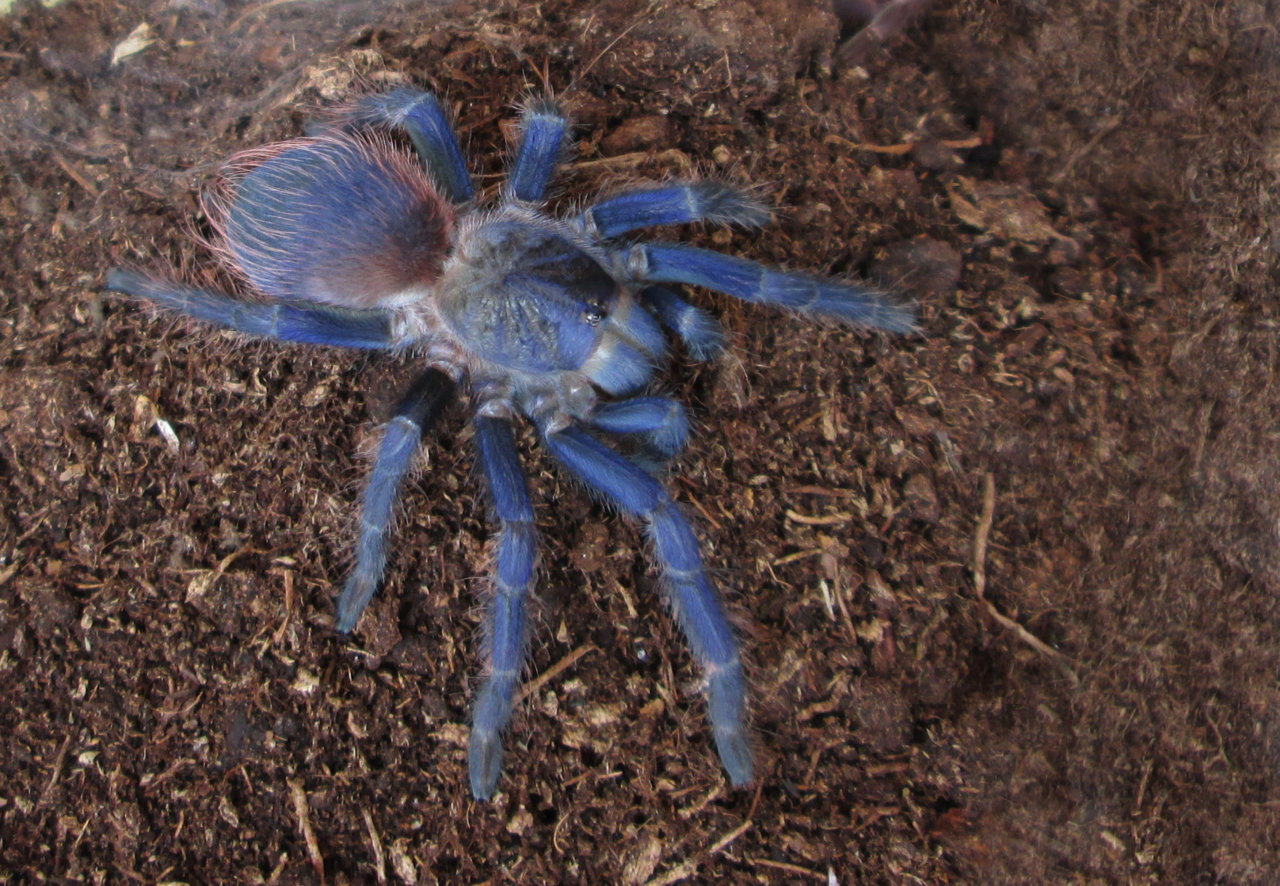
[3,0,1279,882]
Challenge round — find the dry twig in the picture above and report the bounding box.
[289,778,325,884]
[361,808,387,885]
[971,473,1079,686]
[642,820,753,886]
[518,643,596,702]
[824,133,983,156]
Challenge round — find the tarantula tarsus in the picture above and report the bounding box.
[107,87,917,799]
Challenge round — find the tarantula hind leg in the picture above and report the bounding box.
[104,270,401,349]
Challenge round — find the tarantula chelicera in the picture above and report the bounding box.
[107,88,916,799]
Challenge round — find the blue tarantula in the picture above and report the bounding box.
[107,88,916,799]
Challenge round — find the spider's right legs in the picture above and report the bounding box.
[105,270,401,350]
[339,88,475,204]
[541,423,753,787]
[336,368,457,632]
[469,411,539,800]
[635,243,919,333]
[590,397,690,459]
[575,182,770,239]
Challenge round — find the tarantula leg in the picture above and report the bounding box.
[336,369,456,632]
[634,244,919,333]
[639,286,725,360]
[338,88,475,204]
[105,270,401,349]
[470,413,539,800]
[590,397,690,459]
[541,423,753,787]
[575,182,770,240]
[505,99,569,204]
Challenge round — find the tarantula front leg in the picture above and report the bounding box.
[505,99,570,204]
[540,422,753,787]
[639,286,725,360]
[634,243,919,333]
[337,368,457,631]
[469,410,540,800]
[104,270,403,349]
[590,396,691,460]
[335,88,476,205]
[574,182,770,240]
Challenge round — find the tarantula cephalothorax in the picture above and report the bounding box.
[107,88,917,799]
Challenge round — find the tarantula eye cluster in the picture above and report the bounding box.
[107,87,916,800]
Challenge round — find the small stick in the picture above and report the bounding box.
[747,857,828,881]
[970,473,996,600]
[229,0,309,29]
[773,548,823,566]
[576,0,665,83]
[971,473,1079,686]
[570,149,692,172]
[289,778,325,884]
[39,735,72,806]
[824,133,983,156]
[518,643,596,702]
[361,808,387,884]
[785,509,854,526]
[643,820,753,886]
[1051,117,1122,184]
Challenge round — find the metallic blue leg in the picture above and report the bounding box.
[105,269,399,349]
[576,182,769,239]
[505,99,568,203]
[541,423,752,787]
[340,88,475,204]
[470,414,539,800]
[590,397,690,459]
[336,369,456,631]
[639,286,725,360]
[635,244,918,333]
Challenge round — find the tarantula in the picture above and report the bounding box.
[107,88,916,799]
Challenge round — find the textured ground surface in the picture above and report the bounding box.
[3,0,1280,882]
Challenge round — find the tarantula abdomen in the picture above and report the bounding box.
[211,135,456,309]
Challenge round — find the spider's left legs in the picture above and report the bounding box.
[337,368,457,631]
[106,270,402,350]
[470,411,539,800]
[336,88,475,204]
[541,423,753,786]
[505,99,569,203]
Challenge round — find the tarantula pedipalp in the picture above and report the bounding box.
[107,88,917,800]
